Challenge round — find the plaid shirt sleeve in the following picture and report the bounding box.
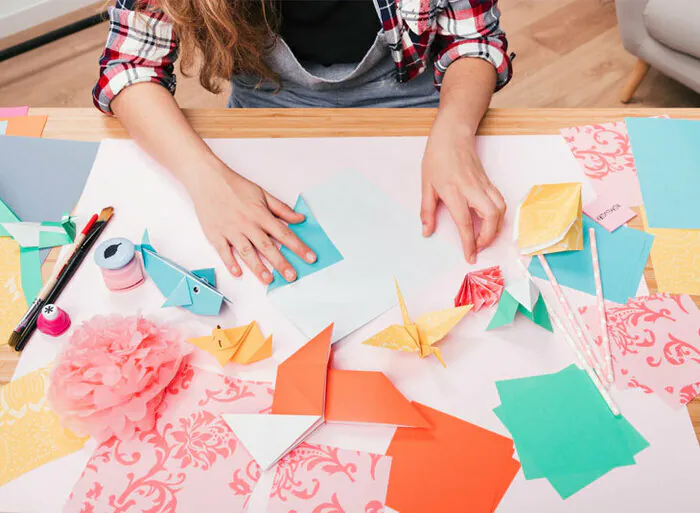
[93,2,178,115]
[433,0,512,91]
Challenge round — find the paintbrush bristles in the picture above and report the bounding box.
[98,206,114,222]
[7,331,20,348]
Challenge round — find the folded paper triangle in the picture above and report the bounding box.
[186,322,272,367]
[455,265,505,311]
[506,278,539,313]
[222,324,427,469]
[487,282,553,332]
[363,280,471,367]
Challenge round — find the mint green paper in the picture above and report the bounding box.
[19,248,43,306]
[494,365,649,499]
[487,290,553,332]
[518,295,552,331]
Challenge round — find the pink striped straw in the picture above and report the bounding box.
[516,259,620,416]
[536,254,607,383]
[589,228,614,384]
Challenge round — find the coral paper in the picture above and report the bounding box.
[268,443,391,513]
[186,322,272,366]
[386,402,519,513]
[517,183,583,256]
[454,265,504,311]
[362,280,471,367]
[0,366,87,486]
[579,294,700,407]
[0,116,47,137]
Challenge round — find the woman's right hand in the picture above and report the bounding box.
[189,161,317,285]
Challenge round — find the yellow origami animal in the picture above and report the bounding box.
[362,281,471,367]
[186,321,272,367]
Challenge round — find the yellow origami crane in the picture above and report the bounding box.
[186,321,272,367]
[362,281,471,367]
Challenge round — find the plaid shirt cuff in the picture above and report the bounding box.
[433,35,513,91]
[93,7,178,115]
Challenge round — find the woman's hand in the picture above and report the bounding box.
[189,162,316,284]
[421,113,506,263]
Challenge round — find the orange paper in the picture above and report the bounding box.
[386,402,520,513]
[325,369,429,428]
[0,116,48,137]
[271,323,333,416]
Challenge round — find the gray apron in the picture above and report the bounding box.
[227,30,439,108]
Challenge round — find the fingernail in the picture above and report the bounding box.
[284,269,296,281]
[469,255,477,264]
[262,271,272,283]
[231,267,241,277]
[305,252,317,263]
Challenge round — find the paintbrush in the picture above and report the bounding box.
[11,207,113,351]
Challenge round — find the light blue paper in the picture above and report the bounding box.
[268,196,343,292]
[139,230,227,316]
[529,216,653,304]
[626,117,700,229]
[0,136,98,261]
[0,121,7,135]
[268,170,461,342]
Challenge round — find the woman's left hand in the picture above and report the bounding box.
[420,113,506,264]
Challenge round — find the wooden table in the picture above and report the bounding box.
[1,107,698,442]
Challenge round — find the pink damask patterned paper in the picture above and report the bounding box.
[63,364,274,513]
[578,294,700,408]
[268,442,391,513]
[561,121,644,207]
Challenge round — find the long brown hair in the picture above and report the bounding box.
[145,0,279,93]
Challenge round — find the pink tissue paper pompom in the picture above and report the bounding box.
[48,314,191,443]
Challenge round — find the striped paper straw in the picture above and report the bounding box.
[516,259,620,416]
[589,228,614,384]
[536,254,607,383]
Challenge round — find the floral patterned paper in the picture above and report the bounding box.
[268,442,391,513]
[64,365,274,513]
[578,294,700,407]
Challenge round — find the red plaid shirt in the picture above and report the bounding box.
[94,0,512,114]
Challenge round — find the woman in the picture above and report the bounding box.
[95,0,512,285]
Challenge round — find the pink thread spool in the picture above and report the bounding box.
[94,237,144,291]
[37,304,71,337]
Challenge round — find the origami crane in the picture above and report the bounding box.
[139,230,227,316]
[223,324,429,470]
[186,322,272,366]
[516,183,583,256]
[362,280,471,367]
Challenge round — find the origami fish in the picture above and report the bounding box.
[139,230,227,316]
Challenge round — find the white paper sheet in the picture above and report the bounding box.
[3,136,699,513]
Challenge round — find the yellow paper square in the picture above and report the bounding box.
[518,183,583,256]
[0,238,28,345]
[0,366,87,486]
[641,209,700,295]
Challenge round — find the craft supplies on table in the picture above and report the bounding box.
[94,237,145,291]
[36,304,70,337]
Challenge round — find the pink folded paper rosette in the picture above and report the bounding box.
[455,266,505,312]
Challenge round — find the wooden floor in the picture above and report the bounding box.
[0,0,699,108]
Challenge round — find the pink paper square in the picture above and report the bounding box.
[0,106,29,117]
[578,294,700,408]
[268,442,392,513]
[583,195,637,232]
[64,365,274,513]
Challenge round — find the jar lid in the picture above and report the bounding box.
[94,237,135,270]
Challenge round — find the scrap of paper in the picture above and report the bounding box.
[268,442,391,513]
[0,239,26,344]
[386,402,520,513]
[0,116,47,137]
[579,294,700,408]
[362,280,471,367]
[516,182,583,256]
[626,117,700,230]
[561,120,644,207]
[268,195,343,292]
[0,106,29,117]
[487,278,552,332]
[640,209,700,295]
[267,170,461,342]
[494,365,648,499]
[583,195,636,232]
[64,365,273,513]
[186,322,272,366]
[454,265,504,311]
[0,366,87,486]
[0,120,7,135]
[529,216,653,304]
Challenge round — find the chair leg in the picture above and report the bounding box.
[620,59,650,103]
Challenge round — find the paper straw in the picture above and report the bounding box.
[589,228,614,384]
[516,259,620,416]
[536,254,607,384]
